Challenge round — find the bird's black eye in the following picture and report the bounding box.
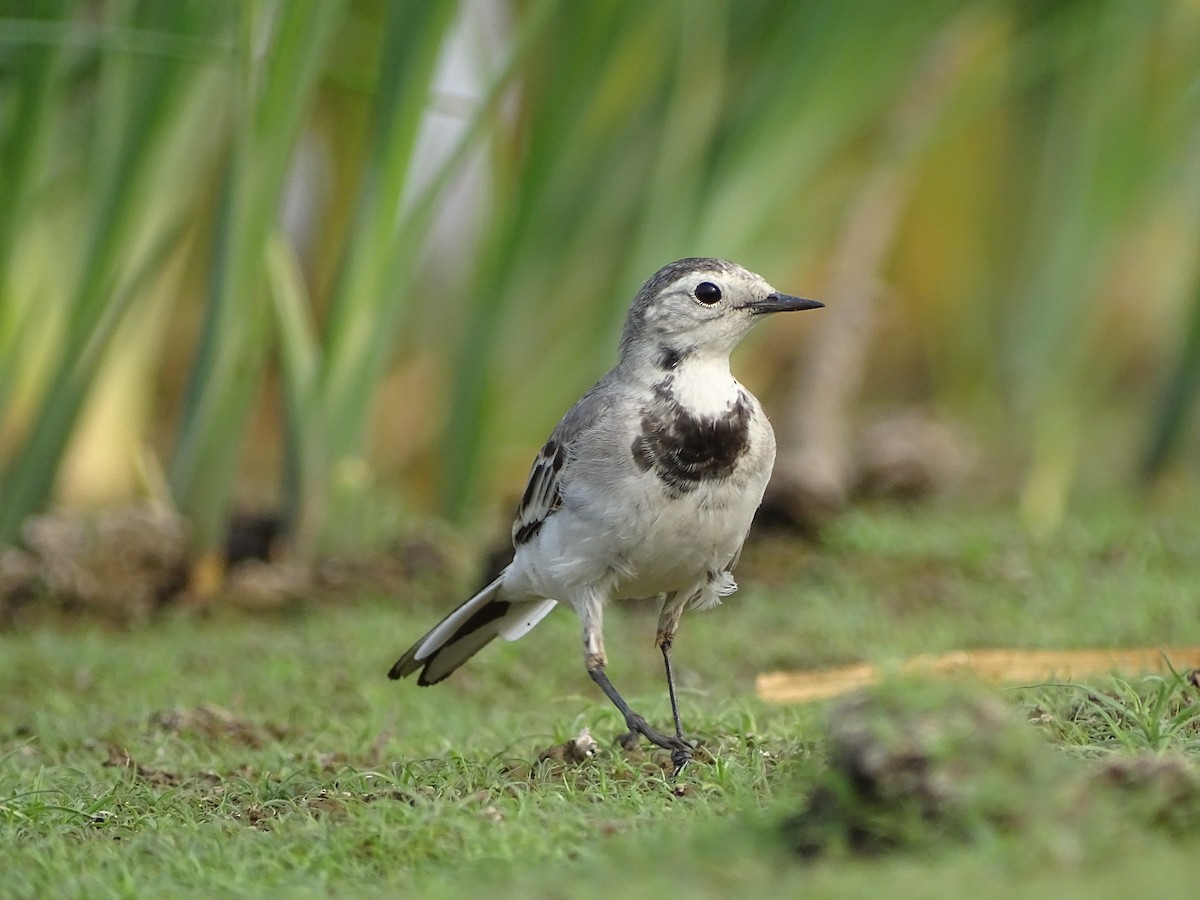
[694,281,722,305]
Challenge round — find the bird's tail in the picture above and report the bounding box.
[388,575,557,686]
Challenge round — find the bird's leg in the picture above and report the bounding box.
[660,640,685,739]
[581,597,689,762]
[588,664,683,752]
[656,593,693,775]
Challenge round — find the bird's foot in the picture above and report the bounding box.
[669,745,692,778]
[618,714,693,776]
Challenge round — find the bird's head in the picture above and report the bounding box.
[618,258,821,368]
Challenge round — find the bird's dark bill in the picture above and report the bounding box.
[748,293,823,315]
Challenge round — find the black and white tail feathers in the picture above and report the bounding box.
[388,576,557,686]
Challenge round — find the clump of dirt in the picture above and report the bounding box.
[2,505,188,623]
[537,727,601,766]
[784,680,1060,857]
[523,727,719,783]
[103,743,184,786]
[0,503,463,625]
[1089,752,1200,835]
[854,410,972,502]
[149,703,288,748]
[783,679,1200,859]
[219,560,314,610]
[760,407,973,533]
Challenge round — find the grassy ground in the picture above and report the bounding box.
[3,493,1200,897]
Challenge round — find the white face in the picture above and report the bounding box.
[618,258,820,368]
[638,265,778,354]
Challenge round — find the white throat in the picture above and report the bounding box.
[669,354,741,417]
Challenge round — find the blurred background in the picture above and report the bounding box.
[1,0,1199,592]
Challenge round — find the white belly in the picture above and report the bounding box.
[512,460,769,605]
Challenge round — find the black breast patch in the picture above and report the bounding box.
[631,383,752,495]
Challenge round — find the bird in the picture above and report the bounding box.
[389,258,822,773]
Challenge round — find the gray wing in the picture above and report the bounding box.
[511,382,613,548]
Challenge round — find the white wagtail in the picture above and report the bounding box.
[390,258,822,772]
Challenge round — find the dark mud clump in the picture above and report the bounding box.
[783,679,1200,859]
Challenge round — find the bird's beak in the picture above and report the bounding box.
[747,292,824,315]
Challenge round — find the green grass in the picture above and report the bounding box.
[3,495,1200,896]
